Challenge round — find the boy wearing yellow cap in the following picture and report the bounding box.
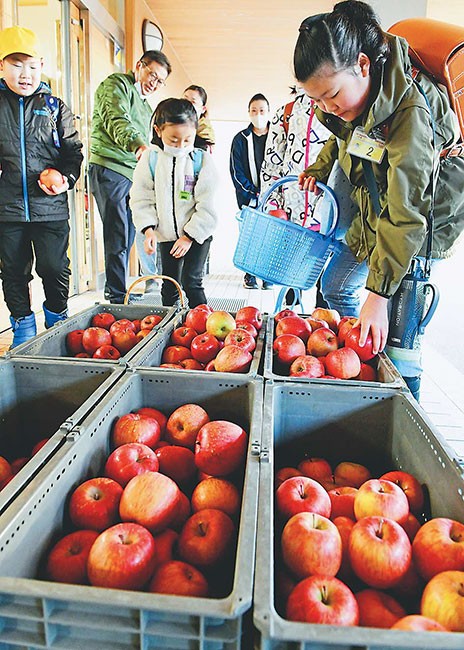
[0,26,83,346]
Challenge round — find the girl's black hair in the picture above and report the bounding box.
[151,98,198,147]
[293,0,390,82]
[248,93,269,110]
[184,84,208,106]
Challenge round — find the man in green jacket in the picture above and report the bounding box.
[89,50,171,304]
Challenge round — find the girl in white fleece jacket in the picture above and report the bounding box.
[131,98,218,307]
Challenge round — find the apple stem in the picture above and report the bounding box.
[459,583,464,597]
[321,584,328,604]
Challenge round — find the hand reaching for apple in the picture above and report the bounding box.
[354,292,389,354]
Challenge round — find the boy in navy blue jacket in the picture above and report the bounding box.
[229,93,272,290]
[0,27,83,347]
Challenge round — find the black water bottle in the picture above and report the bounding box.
[386,258,439,371]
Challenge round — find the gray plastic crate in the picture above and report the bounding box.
[5,303,181,364]
[0,357,123,518]
[0,369,263,650]
[264,315,405,389]
[254,382,464,650]
[129,313,267,378]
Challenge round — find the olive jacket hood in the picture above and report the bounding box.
[305,33,464,297]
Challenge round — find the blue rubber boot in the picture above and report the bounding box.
[9,313,37,348]
[43,303,68,329]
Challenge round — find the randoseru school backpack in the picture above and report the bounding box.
[389,17,464,150]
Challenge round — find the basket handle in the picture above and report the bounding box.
[124,274,185,307]
[258,175,339,236]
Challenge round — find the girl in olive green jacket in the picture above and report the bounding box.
[295,1,464,399]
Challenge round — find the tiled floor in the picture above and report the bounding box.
[1,270,463,461]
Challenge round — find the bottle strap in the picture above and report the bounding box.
[44,95,61,149]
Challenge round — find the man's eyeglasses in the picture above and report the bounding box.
[140,60,166,87]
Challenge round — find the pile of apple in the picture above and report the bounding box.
[158,304,263,373]
[42,403,248,598]
[65,311,163,359]
[0,438,50,491]
[275,457,464,632]
[272,306,379,380]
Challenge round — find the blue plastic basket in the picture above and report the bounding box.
[233,175,341,290]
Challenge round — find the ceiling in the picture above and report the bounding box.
[146,0,335,121]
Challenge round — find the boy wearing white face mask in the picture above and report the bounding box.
[230,93,272,289]
[131,98,218,308]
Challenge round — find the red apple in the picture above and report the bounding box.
[412,517,464,581]
[421,570,464,631]
[268,208,289,220]
[0,457,13,485]
[345,326,376,361]
[170,490,192,532]
[190,333,221,363]
[104,442,159,487]
[274,309,296,322]
[224,328,256,353]
[191,477,241,518]
[75,352,90,358]
[149,560,209,597]
[214,345,252,373]
[380,470,424,513]
[195,420,248,476]
[184,307,210,333]
[131,319,142,333]
[273,334,306,366]
[391,614,447,631]
[275,467,301,489]
[297,457,332,482]
[349,516,412,589]
[311,308,341,332]
[66,329,85,355]
[45,530,99,584]
[356,362,378,381]
[401,512,422,542]
[87,522,156,590]
[276,476,331,521]
[306,328,338,357]
[281,512,342,579]
[235,305,263,330]
[39,167,64,189]
[136,407,167,435]
[334,461,371,488]
[135,328,152,342]
[204,359,216,371]
[276,316,312,342]
[112,412,161,449]
[328,486,358,520]
[10,457,29,474]
[170,326,198,348]
[92,344,121,360]
[155,445,196,485]
[81,327,112,355]
[160,362,183,369]
[109,319,136,335]
[289,355,325,378]
[286,575,359,625]
[305,317,329,332]
[325,347,361,379]
[68,477,123,531]
[178,358,204,370]
[337,317,358,345]
[161,345,192,364]
[355,589,406,628]
[31,438,49,455]
[205,310,236,340]
[235,320,258,338]
[332,515,356,581]
[354,479,410,525]
[165,403,210,449]
[275,567,297,611]
[178,508,235,567]
[195,303,213,314]
[140,314,162,331]
[119,471,180,533]
[151,528,178,570]
[91,312,116,330]
[111,327,138,355]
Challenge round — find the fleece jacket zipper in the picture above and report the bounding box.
[19,97,31,221]
[171,158,179,238]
